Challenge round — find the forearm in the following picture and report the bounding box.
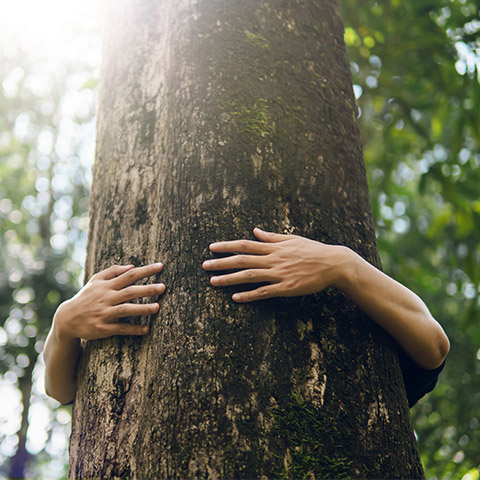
[336,248,450,370]
[43,304,82,404]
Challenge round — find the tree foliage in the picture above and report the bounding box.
[341,0,480,477]
[0,45,95,477]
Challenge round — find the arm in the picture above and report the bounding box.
[43,318,82,405]
[334,249,449,369]
[43,263,166,404]
[202,228,449,370]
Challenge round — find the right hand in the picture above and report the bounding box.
[53,263,166,341]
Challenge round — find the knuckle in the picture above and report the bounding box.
[246,270,255,279]
[143,286,153,296]
[116,324,129,335]
[237,255,246,267]
[265,252,275,263]
[141,303,152,314]
[121,271,134,284]
[284,279,297,290]
[102,290,115,305]
[96,324,109,335]
[147,265,156,275]
[270,270,282,282]
[127,269,137,280]
[239,240,248,249]
[106,265,119,276]
[123,286,135,298]
[260,287,269,297]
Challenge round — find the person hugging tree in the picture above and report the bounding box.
[44,227,449,408]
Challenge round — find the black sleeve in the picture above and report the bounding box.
[398,348,446,408]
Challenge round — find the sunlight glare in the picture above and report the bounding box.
[0,0,107,60]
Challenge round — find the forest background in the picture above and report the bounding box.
[0,0,479,478]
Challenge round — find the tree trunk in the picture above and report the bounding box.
[69,0,424,478]
[9,357,34,479]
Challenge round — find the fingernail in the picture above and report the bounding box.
[209,243,220,249]
[157,283,165,291]
[233,293,241,301]
[203,260,212,268]
[142,326,149,333]
[153,262,163,268]
[211,276,219,285]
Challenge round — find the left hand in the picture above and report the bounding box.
[202,227,350,302]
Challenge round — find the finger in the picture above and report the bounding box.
[98,323,151,338]
[114,283,166,303]
[253,227,293,243]
[203,254,270,271]
[209,239,273,255]
[210,269,276,287]
[112,263,164,289]
[94,264,135,281]
[109,302,160,319]
[231,284,282,303]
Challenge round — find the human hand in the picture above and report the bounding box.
[53,263,166,341]
[202,228,351,302]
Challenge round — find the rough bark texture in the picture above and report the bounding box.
[69,0,424,478]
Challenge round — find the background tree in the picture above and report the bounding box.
[69,0,423,478]
[0,21,97,479]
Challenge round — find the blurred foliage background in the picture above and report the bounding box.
[342,1,480,478]
[0,0,479,478]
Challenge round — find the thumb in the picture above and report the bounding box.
[253,227,292,243]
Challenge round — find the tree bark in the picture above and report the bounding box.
[69,0,424,478]
[9,356,34,479]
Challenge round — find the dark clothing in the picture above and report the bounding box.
[398,347,445,407]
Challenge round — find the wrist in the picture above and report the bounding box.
[53,300,79,344]
[331,246,359,292]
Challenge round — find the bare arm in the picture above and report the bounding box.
[43,263,166,404]
[43,317,82,405]
[334,249,449,369]
[202,228,449,370]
